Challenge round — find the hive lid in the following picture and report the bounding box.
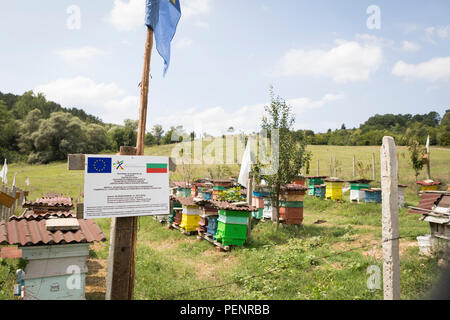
[324,177,345,182]
[46,218,80,231]
[346,179,373,184]
[416,180,441,186]
[280,184,308,191]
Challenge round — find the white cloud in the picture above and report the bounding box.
[279,40,383,83]
[35,76,139,124]
[152,93,344,136]
[109,0,145,31]
[55,47,106,63]
[108,0,211,31]
[392,57,450,82]
[425,25,450,43]
[437,25,450,39]
[182,0,211,18]
[193,21,209,29]
[401,41,421,52]
[174,38,193,49]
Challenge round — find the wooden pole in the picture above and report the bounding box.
[106,26,154,301]
[246,174,253,239]
[380,136,400,300]
[372,152,376,181]
[426,151,431,180]
[136,27,154,156]
[105,147,138,300]
[316,159,319,176]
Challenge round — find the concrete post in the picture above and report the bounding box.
[380,136,400,300]
[353,155,356,178]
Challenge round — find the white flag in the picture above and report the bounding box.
[238,140,252,188]
[0,159,7,184]
[25,177,30,186]
[12,172,17,187]
[426,135,430,154]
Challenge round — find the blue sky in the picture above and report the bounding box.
[1,0,449,135]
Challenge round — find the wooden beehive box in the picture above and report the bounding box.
[21,243,90,300]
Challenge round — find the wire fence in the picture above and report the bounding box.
[159,234,425,300]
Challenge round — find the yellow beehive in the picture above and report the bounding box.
[178,201,201,232]
[179,214,200,232]
[324,178,344,200]
[417,180,440,192]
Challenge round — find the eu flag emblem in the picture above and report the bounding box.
[87,158,112,173]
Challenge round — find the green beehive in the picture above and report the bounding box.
[307,176,328,196]
[214,222,248,246]
[279,201,304,208]
[213,208,252,246]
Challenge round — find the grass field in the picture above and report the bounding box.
[0,142,449,300]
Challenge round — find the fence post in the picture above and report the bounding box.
[380,136,400,300]
[372,152,376,181]
[353,155,356,178]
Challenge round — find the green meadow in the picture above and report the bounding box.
[0,143,449,300]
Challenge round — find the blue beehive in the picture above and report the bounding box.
[206,216,219,236]
[363,188,382,203]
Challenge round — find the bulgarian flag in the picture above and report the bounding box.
[147,163,168,173]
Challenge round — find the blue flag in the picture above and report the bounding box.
[145,0,181,76]
[87,157,112,174]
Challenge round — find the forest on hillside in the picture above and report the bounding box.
[293,111,450,147]
[0,91,449,164]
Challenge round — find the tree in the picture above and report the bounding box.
[151,125,164,145]
[107,120,137,151]
[407,139,426,181]
[28,112,88,163]
[17,109,43,154]
[257,87,309,230]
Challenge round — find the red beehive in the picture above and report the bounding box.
[173,209,183,226]
[279,207,304,225]
[291,176,306,186]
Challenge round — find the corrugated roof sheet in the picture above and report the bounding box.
[408,192,443,214]
[9,210,76,222]
[0,219,106,246]
[280,184,308,191]
[170,181,190,188]
[211,201,256,212]
[306,176,329,179]
[437,195,450,209]
[175,196,197,207]
[23,195,73,210]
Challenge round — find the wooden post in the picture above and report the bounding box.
[353,155,356,178]
[316,159,319,176]
[106,147,138,300]
[136,27,154,156]
[372,152,376,181]
[107,26,153,301]
[246,174,253,239]
[380,136,400,300]
[330,156,333,176]
[426,151,431,180]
